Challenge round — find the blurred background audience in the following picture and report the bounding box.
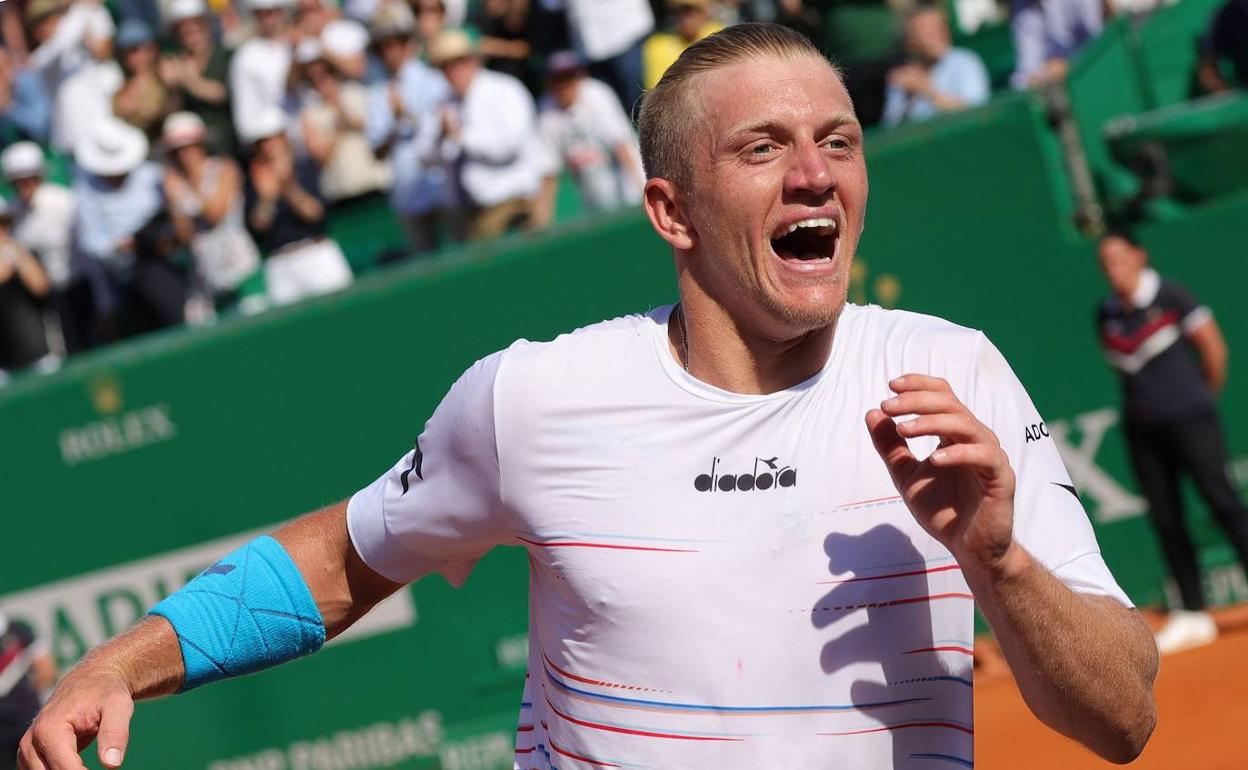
[2,0,1240,381]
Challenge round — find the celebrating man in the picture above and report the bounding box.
[17,24,1156,770]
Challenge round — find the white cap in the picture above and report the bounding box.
[294,37,324,64]
[75,119,150,177]
[321,19,369,58]
[241,108,289,144]
[165,0,207,23]
[163,111,207,149]
[1,141,45,180]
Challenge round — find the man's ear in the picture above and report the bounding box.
[643,177,695,251]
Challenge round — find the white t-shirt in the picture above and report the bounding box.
[565,0,654,61]
[229,37,292,142]
[14,182,76,289]
[538,78,643,210]
[348,303,1129,769]
[441,69,544,208]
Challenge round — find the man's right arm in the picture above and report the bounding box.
[18,502,402,770]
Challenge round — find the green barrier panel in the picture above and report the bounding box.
[1136,0,1225,108]
[2,94,1246,769]
[1106,91,1248,203]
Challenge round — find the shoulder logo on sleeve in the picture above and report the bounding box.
[1024,421,1050,443]
[400,438,424,495]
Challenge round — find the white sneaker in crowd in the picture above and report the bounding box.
[1154,610,1218,655]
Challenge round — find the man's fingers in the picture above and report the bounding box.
[865,409,920,481]
[97,691,134,769]
[17,733,49,770]
[879,389,965,418]
[893,413,991,445]
[888,374,954,394]
[29,721,88,770]
[930,443,1004,473]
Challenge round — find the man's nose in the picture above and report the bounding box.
[784,138,835,197]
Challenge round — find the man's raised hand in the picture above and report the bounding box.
[865,374,1021,575]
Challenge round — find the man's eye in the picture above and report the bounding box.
[751,144,775,155]
[825,138,850,150]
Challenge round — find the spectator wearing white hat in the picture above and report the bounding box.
[160,0,236,157]
[291,37,391,204]
[533,50,642,229]
[230,0,295,143]
[244,108,353,305]
[25,0,119,153]
[163,112,263,313]
[73,118,186,345]
[366,1,452,255]
[0,198,54,376]
[1,141,77,351]
[428,28,545,240]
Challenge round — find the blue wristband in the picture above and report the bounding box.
[149,535,326,691]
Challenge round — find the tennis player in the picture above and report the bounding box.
[18,23,1157,770]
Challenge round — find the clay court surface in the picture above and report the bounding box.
[975,608,1248,768]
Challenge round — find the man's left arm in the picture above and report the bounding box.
[866,343,1157,762]
[1189,317,1228,395]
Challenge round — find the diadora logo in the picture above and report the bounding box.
[694,456,797,492]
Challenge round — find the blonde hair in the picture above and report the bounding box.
[637,23,838,188]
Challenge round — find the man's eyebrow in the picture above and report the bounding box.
[724,112,862,140]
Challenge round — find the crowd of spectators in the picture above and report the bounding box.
[1,0,1237,380]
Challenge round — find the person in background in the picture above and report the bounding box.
[533,50,643,229]
[1096,233,1248,654]
[0,200,53,379]
[291,39,392,205]
[475,0,535,93]
[412,0,448,49]
[230,0,294,143]
[320,13,371,82]
[160,0,236,158]
[0,609,57,770]
[244,108,353,306]
[1010,0,1102,89]
[366,1,453,255]
[112,19,174,141]
[0,48,53,144]
[1,142,76,354]
[882,5,989,127]
[1197,0,1248,94]
[565,0,654,113]
[73,118,187,343]
[429,28,545,240]
[24,0,116,153]
[162,112,263,315]
[643,0,723,89]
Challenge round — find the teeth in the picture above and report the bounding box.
[781,217,838,236]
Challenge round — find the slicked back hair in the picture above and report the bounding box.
[637,23,839,189]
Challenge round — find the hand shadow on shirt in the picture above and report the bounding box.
[812,525,943,767]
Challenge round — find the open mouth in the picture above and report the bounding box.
[770,217,838,263]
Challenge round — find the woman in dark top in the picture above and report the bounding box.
[161,0,236,157]
[0,202,51,373]
[476,0,537,94]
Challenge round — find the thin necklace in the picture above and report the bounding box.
[676,303,690,373]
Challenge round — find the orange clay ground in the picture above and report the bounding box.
[974,605,1248,768]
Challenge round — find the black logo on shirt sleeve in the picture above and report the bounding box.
[1024,422,1050,443]
[400,438,424,495]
